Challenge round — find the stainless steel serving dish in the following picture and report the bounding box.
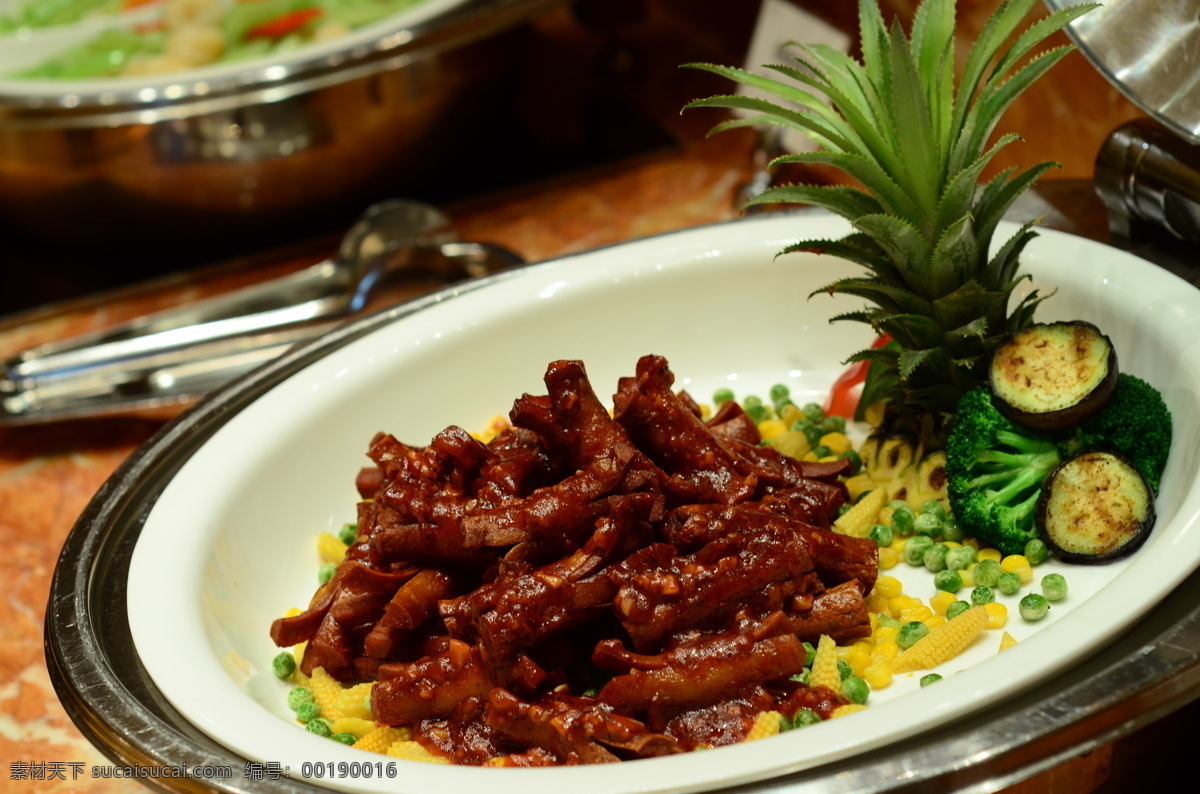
[0,0,564,242]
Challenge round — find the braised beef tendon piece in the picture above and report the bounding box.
[595,632,806,711]
[485,689,681,763]
[614,355,757,504]
[373,639,496,723]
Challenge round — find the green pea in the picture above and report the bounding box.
[836,503,852,517]
[934,569,963,592]
[839,449,863,476]
[801,403,825,422]
[974,559,1002,587]
[802,642,817,667]
[970,586,995,605]
[790,670,811,685]
[769,384,790,403]
[296,702,321,723]
[318,562,336,585]
[287,687,314,712]
[919,674,943,687]
[743,395,763,409]
[997,571,1021,596]
[897,621,929,649]
[747,405,770,422]
[854,489,874,504]
[903,535,934,566]
[919,500,947,521]
[332,732,357,745]
[945,600,971,620]
[801,424,825,447]
[890,504,916,536]
[337,523,358,546]
[793,708,821,727]
[939,518,964,543]
[306,719,333,737]
[867,523,894,548]
[945,546,975,571]
[876,612,901,629]
[713,388,734,405]
[842,675,870,705]
[1024,538,1049,565]
[914,513,944,538]
[819,415,847,434]
[272,652,296,679]
[1019,593,1050,621]
[812,445,833,459]
[923,543,949,573]
[1041,573,1068,602]
[837,659,853,681]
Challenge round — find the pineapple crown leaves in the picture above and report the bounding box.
[683,0,1095,435]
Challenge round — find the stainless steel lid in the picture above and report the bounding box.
[1048,0,1200,144]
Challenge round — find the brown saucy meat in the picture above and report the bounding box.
[271,355,876,764]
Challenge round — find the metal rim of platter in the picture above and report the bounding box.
[45,212,1200,792]
[1046,0,1200,144]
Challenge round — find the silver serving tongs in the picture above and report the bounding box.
[0,200,524,425]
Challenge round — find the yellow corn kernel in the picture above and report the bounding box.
[819,432,852,456]
[771,430,811,460]
[830,704,868,719]
[872,640,900,662]
[900,605,934,623]
[472,414,510,443]
[848,646,872,676]
[863,400,886,426]
[873,575,904,600]
[284,607,302,618]
[317,532,348,564]
[964,537,981,550]
[1001,554,1034,584]
[336,682,374,720]
[809,635,842,692]
[878,547,899,570]
[758,419,788,442]
[836,644,855,661]
[924,615,947,631]
[780,403,803,426]
[889,595,920,615]
[386,740,452,764]
[893,605,988,673]
[843,473,874,501]
[818,455,839,463]
[862,661,893,689]
[802,451,819,462]
[984,601,1008,629]
[873,625,899,645]
[889,534,908,554]
[833,487,889,539]
[959,568,976,588]
[868,612,879,632]
[292,641,307,670]
[929,590,957,616]
[866,593,890,614]
[744,711,783,742]
[329,717,377,739]
[943,541,961,549]
[699,404,712,420]
[292,669,310,688]
[353,726,411,754]
[999,631,1019,651]
[977,548,1002,563]
[309,667,347,720]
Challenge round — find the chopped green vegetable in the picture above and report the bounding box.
[919,674,943,687]
[272,652,296,679]
[1019,593,1050,620]
[837,659,853,681]
[934,569,963,593]
[792,708,821,727]
[970,586,994,605]
[897,621,929,649]
[1041,573,1068,602]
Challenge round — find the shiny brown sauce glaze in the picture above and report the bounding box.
[271,355,877,764]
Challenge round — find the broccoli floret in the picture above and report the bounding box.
[945,388,1062,556]
[1059,374,1172,492]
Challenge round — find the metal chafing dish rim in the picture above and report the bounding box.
[0,0,562,122]
[44,209,1200,793]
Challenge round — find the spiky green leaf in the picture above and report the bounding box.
[985,221,1041,288]
[898,348,938,379]
[771,151,921,221]
[745,184,882,220]
[876,313,946,349]
[851,214,933,295]
[779,235,906,284]
[975,162,1059,251]
[935,133,1020,232]
[887,21,939,217]
[991,4,1098,80]
[929,214,978,298]
[931,280,1008,332]
[811,277,937,315]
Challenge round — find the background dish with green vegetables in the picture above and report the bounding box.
[1,0,435,79]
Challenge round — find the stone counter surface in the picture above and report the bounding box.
[0,1,1154,791]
